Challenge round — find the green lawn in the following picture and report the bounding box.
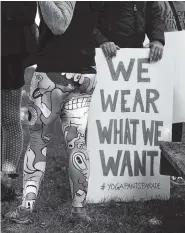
[1,119,185,233]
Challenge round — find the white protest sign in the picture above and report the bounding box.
[164,31,185,123]
[87,48,174,203]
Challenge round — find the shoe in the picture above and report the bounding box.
[1,185,22,202]
[148,217,162,226]
[171,176,185,186]
[1,172,20,202]
[70,207,92,224]
[1,171,18,188]
[1,184,16,202]
[5,206,32,224]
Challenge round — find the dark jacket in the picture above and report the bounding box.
[37,2,103,73]
[24,22,39,67]
[1,1,37,57]
[93,1,165,48]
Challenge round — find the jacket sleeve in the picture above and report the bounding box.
[93,3,109,47]
[146,1,165,45]
[93,27,109,47]
[3,1,37,26]
[39,1,76,35]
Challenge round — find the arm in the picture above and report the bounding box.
[93,27,109,47]
[93,3,119,59]
[146,1,165,45]
[39,1,76,35]
[93,3,109,47]
[146,2,165,63]
[93,27,120,59]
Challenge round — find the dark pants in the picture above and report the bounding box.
[160,123,185,176]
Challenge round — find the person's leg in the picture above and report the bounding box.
[5,72,73,223]
[1,88,23,174]
[1,55,25,179]
[60,73,96,222]
[170,123,185,185]
[1,88,23,200]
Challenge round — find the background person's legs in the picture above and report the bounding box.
[171,122,185,185]
[160,122,185,185]
[1,88,23,201]
[1,55,25,177]
[1,88,23,174]
[1,55,26,201]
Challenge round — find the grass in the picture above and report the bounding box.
[1,119,185,233]
[1,72,185,233]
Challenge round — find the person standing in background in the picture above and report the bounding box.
[5,1,103,225]
[93,1,165,62]
[159,1,185,185]
[1,1,37,201]
[159,1,185,31]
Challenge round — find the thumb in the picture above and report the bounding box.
[116,45,120,50]
[144,43,150,48]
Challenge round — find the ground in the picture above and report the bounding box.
[1,119,185,233]
[1,71,185,233]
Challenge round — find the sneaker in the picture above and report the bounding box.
[148,217,162,226]
[1,184,16,202]
[171,176,185,186]
[70,207,92,224]
[1,172,20,202]
[5,206,32,224]
[1,172,17,188]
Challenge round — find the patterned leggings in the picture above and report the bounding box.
[22,72,96,209]
[1,88,23,174]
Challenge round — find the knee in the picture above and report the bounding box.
[2,114,20,130]
[28,106,42,128]
[28,107,52,144]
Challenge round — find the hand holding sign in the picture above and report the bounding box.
[87,48,174,203]
[100,42,120,59]
[149,41,164,63]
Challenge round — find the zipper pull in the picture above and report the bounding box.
[134,4,137,12]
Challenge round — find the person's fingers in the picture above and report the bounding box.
[73,74,81,82]
[109,43,114,57]
[149,45,154,63]
[73,74,77,82]
[79,75,84,84]
[110,43,117,57]
[150,43,164,63]
[152,46,159,62]
[158,48,163,60]
[144,43,150,48]
[101,43,121,59]
[102,45,108,59]
[66,73,73,79]
[149,45,158,63]
[106,44,112,59]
